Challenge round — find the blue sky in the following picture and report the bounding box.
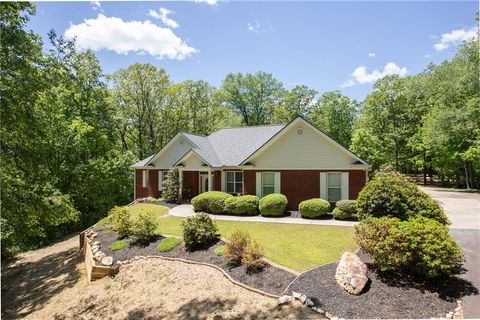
[29,1,478,100]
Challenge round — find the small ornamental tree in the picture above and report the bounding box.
[162,168,180,203]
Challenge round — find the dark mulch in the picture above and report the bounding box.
[93,225,295,296]
[287,254,477,319]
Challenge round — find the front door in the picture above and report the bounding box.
[199,173,209,193]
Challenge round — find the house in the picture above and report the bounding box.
[131,116,370,210]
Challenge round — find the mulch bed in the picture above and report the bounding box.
[93,225,295,296]
[287,253,476,319]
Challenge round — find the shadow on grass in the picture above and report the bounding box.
[1,246,82,319]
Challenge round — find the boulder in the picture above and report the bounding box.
[94,251,106,261]
[299,295,307,304]
[101,256,113,266]
[335,252,368,295]
[292,292,302,299]
[305,299,314,307]
[277,295,293,305]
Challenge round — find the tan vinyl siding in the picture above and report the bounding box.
[182,152,206,169]
[151,136,192,168]
[251,124,357,169]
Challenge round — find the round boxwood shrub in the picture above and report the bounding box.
[299,198,330,218]
[356,173,449,225]
[224,195,259,216]
[333,200,357,220]
[259,193,288,216]
[191,191,233,214]
[182,212,219,250]
[355,216,464,278]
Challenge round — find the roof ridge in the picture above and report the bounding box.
[180,131,206,137]
[214,124,285,130]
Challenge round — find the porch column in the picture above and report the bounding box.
[178,168,183,200]
[207,169,213,191]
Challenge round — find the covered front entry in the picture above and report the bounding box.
[199,172,209,194]
[181,170,222,200]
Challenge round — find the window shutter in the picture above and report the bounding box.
[274,172,281,193]
[143,170,148,188]
[158,171,163,191]
[320,172,327,199]
[221,171,225,192]
[256,172,262,197]
[341,172,349,200]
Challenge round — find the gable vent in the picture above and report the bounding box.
[296,128,304,136]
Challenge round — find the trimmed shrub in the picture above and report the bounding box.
[242,241,266,272]
[182,212,219,250]
[225,230,250,265]
[157,237,182,252]
[332,208,350,220]
[355,217,464,278]
[109,206,131,238]
[356,173,449,224]
[224,195,259,216]
[333,200,357,220]
[336,200,357,213]
[163,168,180,203]
[299,198,330,218]
[191,191,233,214]
[259,193,288,216]
[131,212,158,244]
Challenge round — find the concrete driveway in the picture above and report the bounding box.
[421,187,480,318]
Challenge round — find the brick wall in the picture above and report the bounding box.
[243,169,367,210]
[182,171,199,200]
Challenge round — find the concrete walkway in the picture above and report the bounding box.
[168,204,358,227]
[421,186,480,318]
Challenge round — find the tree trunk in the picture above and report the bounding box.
[464,161,471,189]
[423,152,427,185]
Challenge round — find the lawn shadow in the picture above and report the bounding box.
[1,246,82,319]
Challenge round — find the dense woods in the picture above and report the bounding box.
[1,3,478,255]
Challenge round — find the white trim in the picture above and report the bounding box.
[221,171,225,192]
[256,172,262,198]
[320,172,327,199]
[341,172,349,200]
[240,117,368,166]
[241,167,369,170]
[173,149,213,168]
[134,169,137,199]
[142,170,148,188]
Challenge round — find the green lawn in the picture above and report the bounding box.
[99,203,356,271]
[96,203,169,226]
[155,211,356,272]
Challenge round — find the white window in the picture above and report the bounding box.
[327,172,342,202]
[158,171,168,191]
[142,170,149,188]
[262,172,275,196]
[226,171,243,193]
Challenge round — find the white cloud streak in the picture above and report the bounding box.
[148,7,179,29]
[192,0,218,5]
[247,22,264,34]
[433,26,478,51]
[341,62,408,87]
[368,52,375,58]
[64,14,197,60]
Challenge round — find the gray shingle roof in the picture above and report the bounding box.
[130,125,285,168]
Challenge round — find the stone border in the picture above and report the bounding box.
[116,255,280,299]
[80,228,115,281]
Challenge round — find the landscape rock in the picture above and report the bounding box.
[101,256,113,266]
[94,251,106,261]
[292,292,302,299]
[335,251,369,295]
[277,295,293,305]
[311,307,325,314]
[299,295,307,304]
[305,298,314,307]
[91,246,99,254]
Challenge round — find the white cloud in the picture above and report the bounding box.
[247,22,264,34]
[368,52,375,58]
[424,54,432,59]
[90,0,103,12]
[192,0,218,5]
[148,7,179,29]
[341,62,408,87]
[64,14,197,60]
[433,26,478,51]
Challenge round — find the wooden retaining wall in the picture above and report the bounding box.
[80,230,113,282]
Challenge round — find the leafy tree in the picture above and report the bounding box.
[220,71,284,125]
[309,91,358,147]
[162,168,180,203]
[273,85,317,123]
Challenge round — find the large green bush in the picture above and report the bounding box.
[224,195,259,216]
[356,173,449,224]
[182,212,219,250]
[299,198,330,218]
[109,206,132,238]
[130,212,158,244]
[355,217,464,278]
[259,193,288,216]
[191,191,233,214]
